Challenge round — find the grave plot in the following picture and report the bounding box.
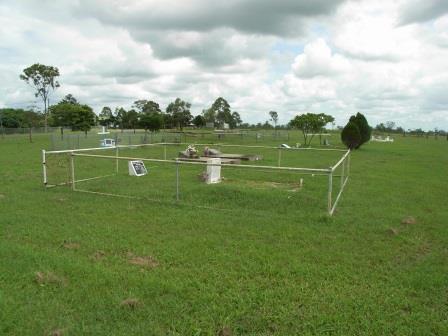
[42,142,350,215]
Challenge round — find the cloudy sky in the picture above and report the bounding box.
[1,0,448,130]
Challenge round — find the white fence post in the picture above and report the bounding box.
[70,152,76,191]
[42,149,47,186]
[115,146,119,173]
[175,160,180,201]
[327,169,333,215]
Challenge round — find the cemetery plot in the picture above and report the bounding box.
[43,143,350,215]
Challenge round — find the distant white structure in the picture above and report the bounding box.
[97,126,109,135]
[371,135,394,142]
[206,158,221,184]
[100,138,115,147]
[280,144,291,148]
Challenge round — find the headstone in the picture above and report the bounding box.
[206,158,221,184]
[100,138,115,147]
[128,160,147,176]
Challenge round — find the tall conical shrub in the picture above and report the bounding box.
[350,112,371,147]
[341,121,361,149]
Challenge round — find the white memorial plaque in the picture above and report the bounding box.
[206,158,221,184]
[128,160,147,176]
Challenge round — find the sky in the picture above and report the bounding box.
[1,0,448,130]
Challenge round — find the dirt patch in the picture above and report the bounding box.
[386,228,399,236]
[35,271,67,286]
[401,216,416,225]
[120,298,141,309]
[127,252,159,269]
[90,250,106,261]
[227,179,302,192]
[62,241,80,250]
[49,329,65,336]
[217,327,232,336]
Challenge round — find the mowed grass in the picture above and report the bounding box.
[0,132,447,335]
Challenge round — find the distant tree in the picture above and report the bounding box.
[115,107,127,132]
[166,98,192,130]
[98,106,113,127]
[341,121,361,149]
[231,111,242,128]
[19,63,60,132]
[133,100,163,132]
[140,111,163,132]
[124,109,139,133]
[61,94,78,105]
[210,97,232,128]
[317,113,335,144]
[269,111,278,128]
[50,96,95,135]
[289,113,331,146]
[202,108,216,125]
[192,115,206,128]
[162,113,174,129]
[385,121,396,131]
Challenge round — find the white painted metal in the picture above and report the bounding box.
[206,158,221,184]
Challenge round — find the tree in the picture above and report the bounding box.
[166,98,192,130]
[133,100,163,132]
[210,97,232,128]
[341,121,361,149]
[123,109,139,133]
[289,113,331,146]
[98,106,113,127]
[115,107,127,132]
[350,112,371,147]
[269,111,278,128]
[50,96,95,135]
[140,111,162,132]
[231,111,242,128]
[192,115,206,128]
[202,108,216,125]
[317,113,335,145]
[61,94,78,105]
[20,63,60,132]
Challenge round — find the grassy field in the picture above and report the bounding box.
[0,131,447,335]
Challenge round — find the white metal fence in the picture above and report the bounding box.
[42,143,350,216]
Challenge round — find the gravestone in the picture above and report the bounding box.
[128,160,147,176]
[206,158,221,184]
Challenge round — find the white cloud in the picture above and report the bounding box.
[0,0,447,130]
[292,38,350,78]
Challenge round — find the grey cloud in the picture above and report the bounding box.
[400,0,448,25]
[75,0,345,37]
[133,29,272,67]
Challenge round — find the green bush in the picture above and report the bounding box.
[350,112,371,147]
[341,121,361,149]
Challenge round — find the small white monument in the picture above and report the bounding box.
[280,144,291,148]
[97,126,109,135]
[128,160,147,176]
[206,158,221,184]
[100,138,115,147]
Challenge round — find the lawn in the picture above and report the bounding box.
[0,131,447,335]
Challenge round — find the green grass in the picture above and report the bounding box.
[0,132,447,335]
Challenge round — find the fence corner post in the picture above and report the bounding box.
[327,168,333,215]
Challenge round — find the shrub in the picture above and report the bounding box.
[341,121,361,149]
[350,112,371,147]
